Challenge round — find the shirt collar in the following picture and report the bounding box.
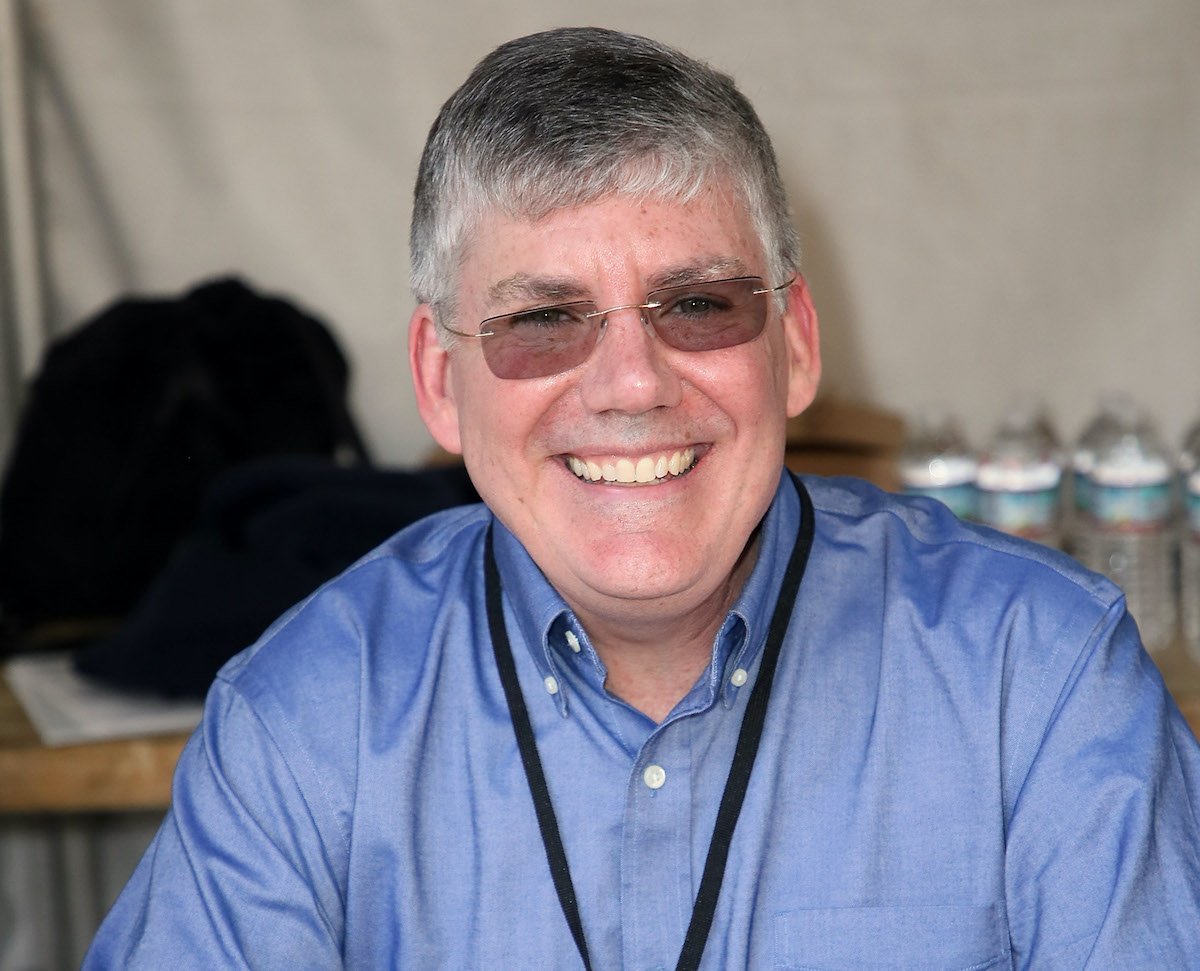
[713,470,802,708]
[489,471,803,717]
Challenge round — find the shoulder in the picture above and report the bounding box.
[171,503,494,830]
[796,476,1134,757]
[215,502,492,707]
[147,503,495,882]
[801,474,1119,614]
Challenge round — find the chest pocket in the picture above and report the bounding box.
[774,903,1007,970]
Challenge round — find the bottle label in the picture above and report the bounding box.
[1088,482,1171,532]
[977,487,1060,541]
[903,483,979,521]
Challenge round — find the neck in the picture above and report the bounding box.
[598,640,711,724]
[574,529,761,723]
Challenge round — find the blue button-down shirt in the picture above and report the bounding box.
[86,474,1200,969]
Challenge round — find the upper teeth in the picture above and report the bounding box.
[567,448,697,484]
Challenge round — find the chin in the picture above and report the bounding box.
[563,539,716,604]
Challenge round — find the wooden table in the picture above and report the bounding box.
[0,675,189,814]
[1152,638,1200,737]
[2,644,1199,815]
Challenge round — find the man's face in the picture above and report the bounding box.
[411,185,820,630]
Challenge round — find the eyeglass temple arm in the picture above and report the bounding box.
[441,324,495,339]
[753,278,796,296]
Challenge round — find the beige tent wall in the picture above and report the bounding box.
[14,0,1200,466]
[0,1,1198,967]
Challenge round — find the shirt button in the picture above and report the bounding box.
[544,676,559,695]
[643,764,667,790]
[565,630,581,653]
[731,668,748,687]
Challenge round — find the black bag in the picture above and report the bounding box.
[73,458,479,697]
[0,277,369,650]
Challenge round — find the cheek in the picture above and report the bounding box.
[446,364,496,462]
[684,342,790,412]
[453,375,560,467]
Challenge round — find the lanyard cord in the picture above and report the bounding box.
[485,476,815,971]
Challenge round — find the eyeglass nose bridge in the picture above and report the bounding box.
[583,300,663,322]
[583,300,664,347]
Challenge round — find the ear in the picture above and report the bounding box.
[780,275,822,418]
[409,304,463,454]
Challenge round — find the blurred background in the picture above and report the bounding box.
[0,0,1197,967]
[3,0,1198,469]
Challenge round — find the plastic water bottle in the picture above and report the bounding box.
[1180,417,1200,659]
[1072,397,1175,653]
[975,405,1064,549]
[1069,394,1129,564]
[899,408,978,521]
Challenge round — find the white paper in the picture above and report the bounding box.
[3,652,203,747]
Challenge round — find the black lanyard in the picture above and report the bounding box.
[485,476,815,971]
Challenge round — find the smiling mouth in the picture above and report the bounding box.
[565,447,699,485]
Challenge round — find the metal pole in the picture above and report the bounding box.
[0,0,45,384]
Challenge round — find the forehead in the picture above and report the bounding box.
[458,186,767,300]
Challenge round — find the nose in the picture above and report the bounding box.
[577,305,682,415]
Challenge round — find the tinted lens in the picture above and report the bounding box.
[647,277,768,352]
[480,302,599,379]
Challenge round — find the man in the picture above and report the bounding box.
[87,28,1199,969]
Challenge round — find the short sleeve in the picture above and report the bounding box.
[1005,606,1200,967]
[82,677,348,969]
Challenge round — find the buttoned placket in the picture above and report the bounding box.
[540,613,755,969]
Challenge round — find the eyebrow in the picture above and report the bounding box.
[646,257,753,290]
[486,275,589,307]
[486,258,755,308]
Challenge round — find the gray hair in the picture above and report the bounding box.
[410,27,799,330]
